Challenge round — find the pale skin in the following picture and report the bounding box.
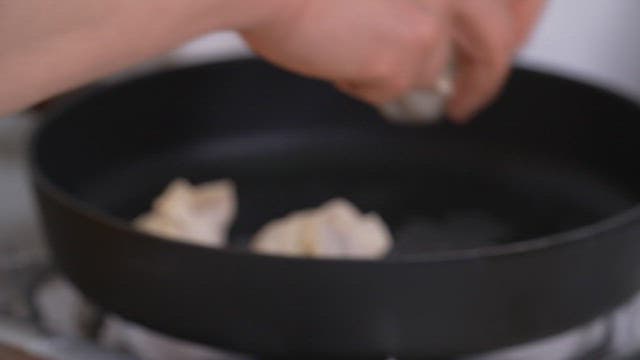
[0,0,546,121]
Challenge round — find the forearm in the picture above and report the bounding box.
[0,0,285,115]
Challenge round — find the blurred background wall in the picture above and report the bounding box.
[518,0,640,102]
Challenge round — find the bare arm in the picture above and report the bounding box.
[0,0,290,114]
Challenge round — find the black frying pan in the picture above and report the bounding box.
[30,59,640,358]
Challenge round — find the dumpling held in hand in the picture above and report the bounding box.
[134,178,236,248]
[250,198,392,259]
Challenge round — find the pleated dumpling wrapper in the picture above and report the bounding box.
[250,198,392,259]
[134,178,236,247]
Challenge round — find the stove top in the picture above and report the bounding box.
[3,113,640,360]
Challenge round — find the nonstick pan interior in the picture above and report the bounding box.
[31,59,640,357]
[74,126,634,255]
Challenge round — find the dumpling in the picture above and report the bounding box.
[134,178,236,247]
[379,63,454,124]
[250,198,392,259]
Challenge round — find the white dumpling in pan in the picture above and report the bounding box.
[134,178,236,248]
[250,198,392,259]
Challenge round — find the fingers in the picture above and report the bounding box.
[334,3,450,105]
[447,0,516,122]
[508,0,548,48]
[241,0,541,124]
[335,82,397,105]
[336,0,543,123]
[336,39,451,105]
[336,8,450,105]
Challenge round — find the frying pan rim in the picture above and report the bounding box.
[29,59,640,265]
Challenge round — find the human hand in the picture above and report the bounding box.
[447,0,547,121]
[241,0,546,122]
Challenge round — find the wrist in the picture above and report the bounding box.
[196,0,299,32]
